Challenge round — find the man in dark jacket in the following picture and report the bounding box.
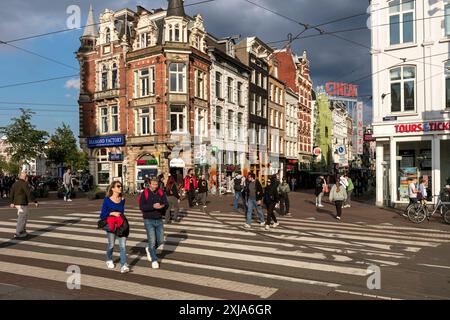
[264,177,280,230]
[197,174,208,208]
[10,172,38,239]
[139,177,169,269]
[243,173,265,228]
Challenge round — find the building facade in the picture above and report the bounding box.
[371,0,450,206]
[285,88,299,179]
[314,92,333,170]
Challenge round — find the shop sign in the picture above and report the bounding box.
[87,135,125,148]
[364,134,376,142]
[109,153,123,162]
[137,159,158,166]
[287,159,298,164]
[394,122,450,133]
[336,146,346,155]
[383,116,398,121]
[325,82,358,98]
[356,102,364,155]
[313,148,321,157]
[170,158,185,168]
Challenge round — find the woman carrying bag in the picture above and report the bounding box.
[99,181,130,273]
[329,177,347,221]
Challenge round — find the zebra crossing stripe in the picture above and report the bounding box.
[0,237,341,289]
[0,261,216,300]
[0,248,278,299]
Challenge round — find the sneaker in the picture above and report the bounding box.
[272,222,279,228]
[259,222,265,226]
[243,223,251,229]
[106,260,115,269]
[285,213,292,217]
[203,205,207,208]
[120,265,130,273]
[265,225,270,230]
[145,247,152,262]
[67,199,73,202]
[347,205,351,208]
[318,204,324,208]
[151,261,159,269]
[64,196,67,201]
[336,216,341,221]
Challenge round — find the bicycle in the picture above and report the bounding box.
[407,195,450,224]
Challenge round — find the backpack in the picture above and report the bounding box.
[138,188,164,206]
[234,178,242,192]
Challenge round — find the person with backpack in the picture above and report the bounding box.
[263,177,280,230]
[315,176,326,208]
[184,169,198,208]
[343,174,354,208]
[329,177,347,221]
[139,177,169,269]
[278,178,291,216]
[99,181,129,273]
[165,176,180,224]
[233,172,245,212]
[197,174,208,208]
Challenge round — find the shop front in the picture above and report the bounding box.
[374,120,450,207]
[135,154,159,192]
[170,158,185,186]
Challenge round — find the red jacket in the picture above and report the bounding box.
[106,215,124,233]
[184,176,198,191]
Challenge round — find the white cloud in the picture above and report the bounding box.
[65,93,72,98]
[65,78,80,90]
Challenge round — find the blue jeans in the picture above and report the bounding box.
[246,199,265,225]
[106,232,127,267]
[64,185,72,199]
[144,219,164,262]
[233,191,244,210]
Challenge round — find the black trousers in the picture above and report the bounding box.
[188,189,196,207]
[266,203,278,225]
[281,195,290,213]
[335,200,343,217]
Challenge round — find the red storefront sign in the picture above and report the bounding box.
[325,82,358,98]
[394,122,450,133]
[364,134,376,142]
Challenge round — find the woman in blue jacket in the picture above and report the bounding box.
[100,181,129,273]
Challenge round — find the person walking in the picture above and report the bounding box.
[243,173,265,228]
[165,176,181,224]
[140,177,169,269]
[329,178,347,221]
[63,168,73,202]
[418,178,428,203]
[278,178,291,216]
[184,169,198,208]
[291,177,297,192]
[100,181,129,273]
[263,177,280,230]
[197,174,208,208]
[343,174,354,208]
[315,176,326,208]
[232,172,245,212]
[9,172,38,239]
[0,174,5,199]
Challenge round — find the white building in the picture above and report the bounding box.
[285,88,299,161]
[371,0,450,207]
[0,136,10,163]
[207,35,250,177]
[330,101,349,167]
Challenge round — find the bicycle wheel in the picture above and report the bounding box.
[408,205,427,224]
[443,207,450,225]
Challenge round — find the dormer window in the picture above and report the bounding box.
[105,28,111,43]
[101,66,108,91]
[174,24,180,41]
[112,63,118,89]
[140,33,147,48]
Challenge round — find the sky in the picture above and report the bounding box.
[0,0,373,141]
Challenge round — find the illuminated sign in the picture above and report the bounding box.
[394,122,450,133]
[325,82,358,98]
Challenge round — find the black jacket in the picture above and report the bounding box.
[264,184,280,205]
[198,179,208,193]
[244,180,263,201]
[139,188,169,220]
[10,179,35,205]
[167,183,180,199]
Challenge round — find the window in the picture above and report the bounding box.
[257,73,261,87]
[228,110,234,139]
[275,87,279,104]
[112,64,118,89]
[227,77,234,103]
[140,68,150,97]
[169,63,186,93]
[174,24,180,42]
[101,66,108,91]
[390,66,415,112]
[274,111,278,129]
[256,95,261,117]
[280,113,284,129]
[262,98,267,118]
[195,108,207,137]
[170,105,186,133]
[195,70,206,99]
[446,5,450,36]
[263,76,267,90]
[97,149,109,185]
[237,113,243,141]
[140,33,148,48]
[105,28,111,43]
[237,82,243,106]
[216,107,222,137]
[446,61,450,109]
[137,107,155,135]
[251,70,255,84]
[270,109,274,126]
[270,84,274,102]
[100,107,108,133]
[215,72,222,99]
[111,105,118,132]
[250,94,255,114]
[389,0,414,45]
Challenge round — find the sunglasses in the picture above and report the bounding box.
[116,185,122,189]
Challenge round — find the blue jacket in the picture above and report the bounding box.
[100,197,125,220]
[139,188,169,220]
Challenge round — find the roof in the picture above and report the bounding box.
[82,5,98,38]
[167,0,186,17]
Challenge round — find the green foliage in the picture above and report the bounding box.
[0,156,20,175]
[46,123,77,167]
[0,109,48,165]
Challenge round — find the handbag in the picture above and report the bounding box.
[115,214,130,238]
[323,184,329,193]
[97,219,107,229]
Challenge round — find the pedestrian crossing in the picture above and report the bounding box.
[0,207,450,299]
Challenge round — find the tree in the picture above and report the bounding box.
[0,109,48,166]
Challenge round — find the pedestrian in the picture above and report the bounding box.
[278,177,291,216]
[291,177,296,192]
[232,171,245,212]
[184,169,198,208]
[243,173,265,229]
[63,168,73,202]
[197,174,208,208]
[343,174,354,208]
[0,174,4,199]
[329,178,347,221]
[9,172,39,239]
[418,178,428,203]
[139,177,169,269]
[165,176,181,224]
[315,175,326,208]
[99,181,129,273]
[407,177,418,209]
[263,177,280,230]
